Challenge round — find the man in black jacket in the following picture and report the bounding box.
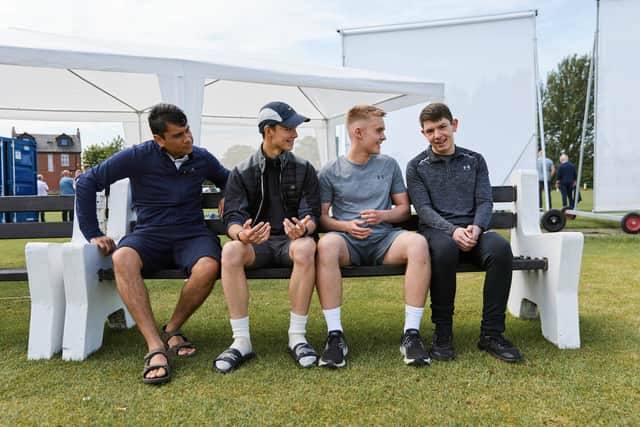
[214,101,321,373]
[406,103,523,364]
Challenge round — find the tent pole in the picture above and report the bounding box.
[575,2,599,209]
[533,11,550,210]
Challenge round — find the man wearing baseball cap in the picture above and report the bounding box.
[214,101,321,373]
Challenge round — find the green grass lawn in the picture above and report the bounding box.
[1,231,639,425]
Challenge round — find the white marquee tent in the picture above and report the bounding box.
[0,28,444,165]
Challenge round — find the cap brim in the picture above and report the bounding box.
[281,113,310,128]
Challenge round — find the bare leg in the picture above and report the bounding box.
[316,233,350,310]
[288,237,317,315]
[165,256,219,356]
[382,232,431,307]
[220,241,255,319]
[112,247,165,380]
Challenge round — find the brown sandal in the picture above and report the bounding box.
[142,347,171,385]
[161,325,197,358]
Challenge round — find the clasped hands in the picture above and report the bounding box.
[345,209,385,240]
[452,225,482,252]
[237,215,313,244]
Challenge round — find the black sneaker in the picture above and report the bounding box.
[400,329,431,366]
[477,334,523,363]
[430,333,456,361]
[318,330,348,368]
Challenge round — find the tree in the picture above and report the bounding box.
[82,135,125,166]
[220,144,255,168]
[294,136,320,169]
[541,54,594,185]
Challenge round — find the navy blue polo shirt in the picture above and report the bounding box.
[76,140,229,241]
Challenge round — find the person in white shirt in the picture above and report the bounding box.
[36,174,49,222]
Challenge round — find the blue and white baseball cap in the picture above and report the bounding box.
[258,101,309,133]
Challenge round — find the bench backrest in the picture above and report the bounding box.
[124,185,518,236]
[0,196,75,238]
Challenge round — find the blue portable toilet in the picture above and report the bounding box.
[0,137,8,223]
[4,137,38,222]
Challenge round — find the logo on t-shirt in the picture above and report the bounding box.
[376,174,385,179]
[463,165,471,171]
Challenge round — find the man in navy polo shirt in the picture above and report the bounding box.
[76,103,229,385]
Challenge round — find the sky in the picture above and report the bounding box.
[0,0,597,148]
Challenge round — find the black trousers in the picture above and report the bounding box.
[538,180,552,209]
[420,229,513,336]
[560,183,575,208]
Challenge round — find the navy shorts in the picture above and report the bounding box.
[117,225,221,275]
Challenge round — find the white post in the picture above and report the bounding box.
[157,71,205,146]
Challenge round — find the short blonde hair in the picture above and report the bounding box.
[346,105,386,127]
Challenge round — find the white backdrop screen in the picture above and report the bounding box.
[595,0,640,211]
[341,13,538,186]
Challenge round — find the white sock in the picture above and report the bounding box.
[215,316,252,372]
[288,312,308,349]
[323,307,343,333]
[403,305,425,332]
[288,312,316,367]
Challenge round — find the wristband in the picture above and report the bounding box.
[302,223,309,237]
[236,230,243,242]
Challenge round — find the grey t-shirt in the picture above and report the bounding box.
[319,154,406,231]
[537,157,554,182]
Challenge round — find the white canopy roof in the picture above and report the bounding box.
[0,28,444,163]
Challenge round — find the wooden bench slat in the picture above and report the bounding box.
[1,254,548,283]
[492,186,517,203]
[0,222,73,239]
[200,187,516,209]
[0,268,29,281]
[0,195,75,212]
[93,255,546,282]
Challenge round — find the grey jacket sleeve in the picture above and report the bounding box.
[472,154,493,230]
[406,159,457,235]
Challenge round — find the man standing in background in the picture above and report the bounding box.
[36,174,49,222]
[59,170,75,222]
[536,150,555,210]
[556,153,578,208]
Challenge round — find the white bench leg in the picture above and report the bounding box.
[61,243,135,361]
[25,242,65,359]
[509,232,583,349]
[509,170,584,349]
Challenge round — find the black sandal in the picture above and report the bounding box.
[142,347,171,385]
[289,342,318,368]
[161,325,197,358]
[212,347,256,374]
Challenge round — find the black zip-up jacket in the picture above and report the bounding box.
[406,145,493,235]
[223,146,321,235]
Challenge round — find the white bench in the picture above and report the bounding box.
[25,180,135,360]
[25,169,584,361]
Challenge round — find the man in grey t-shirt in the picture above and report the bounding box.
[316,105,431,369]
[537,150,555,209]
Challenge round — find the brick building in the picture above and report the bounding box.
[11,128,82,192]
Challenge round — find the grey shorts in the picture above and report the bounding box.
[335,227,406,266]
[248,234,292,269]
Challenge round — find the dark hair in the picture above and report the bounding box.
[419,103,453,126]
[259,121,278,136]
[148,103,188,137]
